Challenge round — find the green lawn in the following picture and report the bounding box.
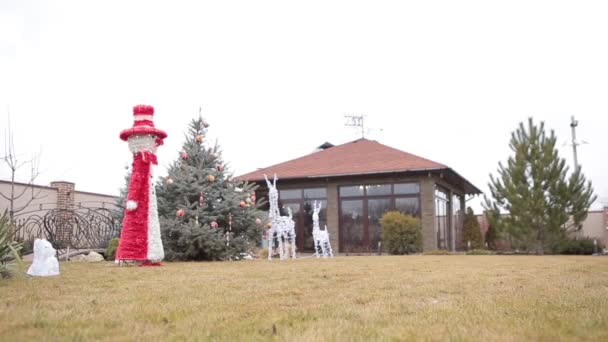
[1,256,607,341]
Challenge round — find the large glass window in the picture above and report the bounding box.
[394,183,420,195]
[368,198,391,252]
[303,199,327,251]
[277,187,327,252]
[279,189,302,200]
[304,188,327,199]
[339,182,420,253]
[435,187,451,250]
[340,199,365,253]
[366,184,391,196]
[340,186,365,197]
[396,197,420,217]
[452,195,464,251]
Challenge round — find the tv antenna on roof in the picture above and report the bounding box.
[344,114,365,138]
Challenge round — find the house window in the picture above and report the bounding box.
[338,182,420,253]
[396,197,420,217]
[452,194,464,251]
[278,187,327,252]
[340,186,364,197]
[304,188,327,199]
[394,183,420,195]
[365,184,391,196]
[279,189,302,200]
[435,186,451,250]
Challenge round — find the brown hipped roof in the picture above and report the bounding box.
[236,138,482,194]
[237,138,442,177]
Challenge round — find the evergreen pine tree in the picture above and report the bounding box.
[484,118,596,255]
[484,223,497,250]
[156,114,265,261]
[462,207,484,249]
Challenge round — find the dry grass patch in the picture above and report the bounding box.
[1,256,607,341]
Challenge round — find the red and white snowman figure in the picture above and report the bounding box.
[116,105,167,265]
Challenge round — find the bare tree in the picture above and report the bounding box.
[1,111,45,221]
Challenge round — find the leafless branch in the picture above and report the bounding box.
[1,109,46,221]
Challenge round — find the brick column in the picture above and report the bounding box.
[603,206,608,247]
[326,182,340,253]
[50,181,75,246]
[421,177,436,252]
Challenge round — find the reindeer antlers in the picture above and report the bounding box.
[264,173,279,188]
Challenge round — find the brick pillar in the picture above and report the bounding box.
[421,177,437,252]
[603,206,608,247]
[50,181,75,246]
[326,182,340,253]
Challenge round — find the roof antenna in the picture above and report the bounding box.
[344,114,365,138]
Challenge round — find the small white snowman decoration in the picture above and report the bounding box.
[27,239,60,277]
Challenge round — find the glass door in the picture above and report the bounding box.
[340,199,365,253]
[282,202,301,249]
[368,198,391,252]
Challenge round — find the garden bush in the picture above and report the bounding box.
[0,211,22,279]
[380,211,422,255]
[423,249,453,255]
[106,238,120,261]
[554,237,603,255]
[467,249,494,255]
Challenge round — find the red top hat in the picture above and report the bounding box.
[120,105,168,141]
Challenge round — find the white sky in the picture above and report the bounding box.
[1,0,607,212]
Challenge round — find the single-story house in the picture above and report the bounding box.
[236,138,481,253]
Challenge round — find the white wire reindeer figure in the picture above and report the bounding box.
[312,201,333,258]
[265,174,296,260]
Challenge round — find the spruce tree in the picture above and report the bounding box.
[462,207,484,249]
[484,118,596,255]
[156,114,265,261]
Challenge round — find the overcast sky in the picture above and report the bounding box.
[1,0,607,212]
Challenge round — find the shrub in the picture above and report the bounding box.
[0,211,23,279]
[423,249,453,255]
[106,238,120,261]
[14,239,34,256]
[463,207,484,249]
[380,211,422,255]
[555,238,603,255]
[467,249,494,255]
[485,223,498,250]
[258,248,269,259]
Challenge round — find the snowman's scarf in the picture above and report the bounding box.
[116,149,158,260]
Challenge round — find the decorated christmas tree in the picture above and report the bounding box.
[156,113,265,260]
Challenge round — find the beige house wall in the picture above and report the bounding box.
[578,211,608,246]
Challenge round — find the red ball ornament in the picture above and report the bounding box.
[181,152,189,160]
[239,200,246,208]
[210,221,219,229]
[176,209,185,217]
[217,164,224,172]
[207,175,216,183]
[255,218,262,225]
